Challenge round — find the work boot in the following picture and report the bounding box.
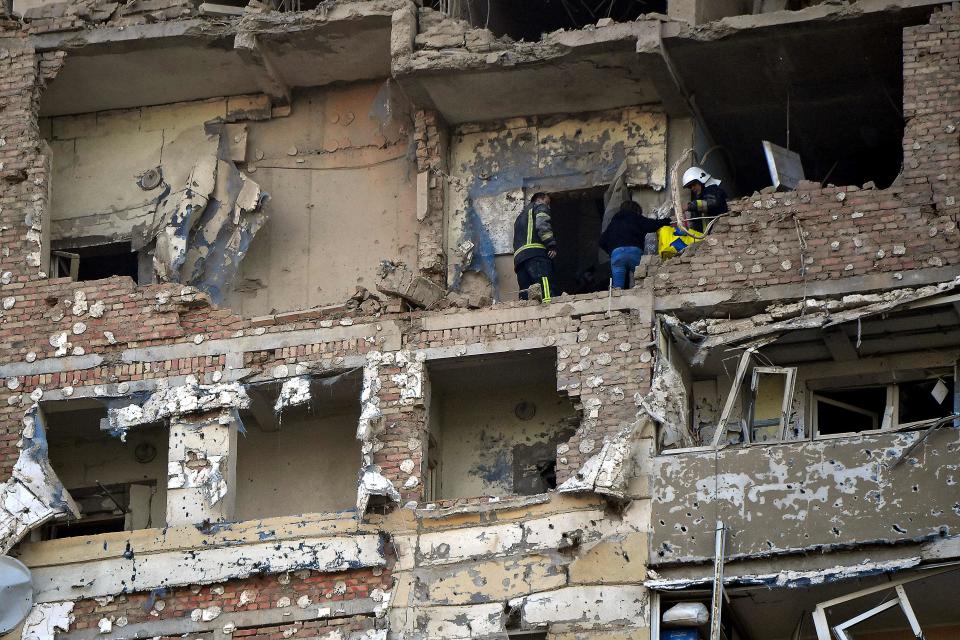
[527,283,543,302]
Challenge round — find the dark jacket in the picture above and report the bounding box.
[600,210,671,255]
[513,202,556,268]
[689,184,729,218]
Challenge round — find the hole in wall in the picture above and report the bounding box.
[425,349,578,500]
[41,400,167,540]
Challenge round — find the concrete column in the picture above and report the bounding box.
[166,410,239,527]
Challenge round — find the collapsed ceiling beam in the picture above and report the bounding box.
[234,32,291,107]
[822,327,859,362]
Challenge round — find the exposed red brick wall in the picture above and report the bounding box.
[643,4,960,296]
[902,3,960,223]
[414,109,447,283]
[69,568,390,635]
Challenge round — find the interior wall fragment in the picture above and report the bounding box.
[445,106,667,296]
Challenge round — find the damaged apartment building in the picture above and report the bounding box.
[0,0,959,638]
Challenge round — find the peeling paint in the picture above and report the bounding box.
[0,409,79,554]
[107,377,250,436]
[21,602,74,640]
[274,376,311,413]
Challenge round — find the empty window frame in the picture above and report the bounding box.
[50,241,140,283]
[710,348,798,447]
[746,367,796,443]
[813,375,955,437]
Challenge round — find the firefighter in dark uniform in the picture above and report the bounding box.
[682,166,729,233]
[513,192,558,302]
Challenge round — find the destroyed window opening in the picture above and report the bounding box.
[811,565,960,640]
[36,400,170,539]
[708,344,799,448]
[49,241,140,284]
[424,347,580,501]
[810,373,956,440]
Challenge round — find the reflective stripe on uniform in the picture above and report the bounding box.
[542,277,551,303]
[514,242,546,257]
[535,212,554,242]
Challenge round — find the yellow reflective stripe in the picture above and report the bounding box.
[513,243,546,256]
[526,209,535,245]
[542,277,551,303]
[696,199,707,213]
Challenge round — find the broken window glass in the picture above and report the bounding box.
[813,375,955,436]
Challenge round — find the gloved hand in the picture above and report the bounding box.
[686,201,697,213]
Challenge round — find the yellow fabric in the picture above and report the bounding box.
[542,277,552,303]
[658,225,704,259]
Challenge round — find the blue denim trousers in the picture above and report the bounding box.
[610,246,643,289]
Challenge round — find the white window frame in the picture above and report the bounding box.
[811,372,955,439]
[746,366,796,443]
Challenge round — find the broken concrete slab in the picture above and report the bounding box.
[0,410,79,554]
[376,261,445,309]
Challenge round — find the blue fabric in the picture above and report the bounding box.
[610,246,643,289]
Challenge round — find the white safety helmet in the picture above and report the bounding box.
[681,166,721,188]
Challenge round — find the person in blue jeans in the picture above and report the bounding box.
[599,200,672,289]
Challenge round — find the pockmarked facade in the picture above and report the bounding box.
[0,1,958,639]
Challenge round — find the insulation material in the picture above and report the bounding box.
[558,422,636,499]
[20,602,75,640]
[638,356,693,449]
[0,410,79,554]
[150,141,269,304]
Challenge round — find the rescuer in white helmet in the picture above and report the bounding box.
[681,166,729,232]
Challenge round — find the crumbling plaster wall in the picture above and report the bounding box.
[42,81,418,317]
[444,106,668,297]
[43,96,245,245]
[434,373,577,499]
[650,424,960,564]
[642,3,960,302]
